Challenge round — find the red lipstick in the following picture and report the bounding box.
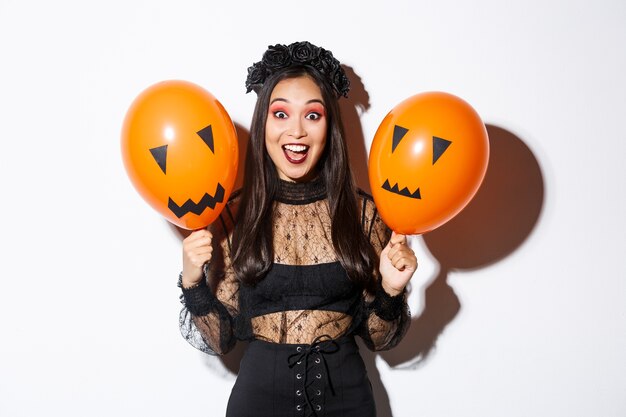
[282,144,309,164]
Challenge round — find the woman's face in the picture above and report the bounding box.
[265,75,327,182]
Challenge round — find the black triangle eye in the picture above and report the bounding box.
[392,125,409,153]
[197,124,214,154]
[433,136,452,164]
[149,145,168,174]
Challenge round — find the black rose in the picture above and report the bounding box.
[245,41,350,98]
[245,63,267,93]
[331,68,350,98]
[263,44,291,69]
[289,41,320,64]
[314,49,339,77]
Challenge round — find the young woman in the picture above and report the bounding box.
[179,41,417,417]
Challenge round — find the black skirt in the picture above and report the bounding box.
[226,336,376,417]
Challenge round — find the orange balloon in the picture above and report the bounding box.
[368,92,489,235]
[121,80,238,230]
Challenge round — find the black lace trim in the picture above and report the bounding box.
[371,279,406,321]
[178,273,216,316]
[275,176,327,205]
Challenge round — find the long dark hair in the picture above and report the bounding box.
[231,66,377,290]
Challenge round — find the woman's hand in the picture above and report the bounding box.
[181,229,213,288]
[379,231,418,296]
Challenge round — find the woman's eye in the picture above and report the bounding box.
[274,111,288,119]
[306,112,321,121]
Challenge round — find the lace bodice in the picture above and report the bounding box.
[179,177,410,355]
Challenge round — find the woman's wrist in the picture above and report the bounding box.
[381,279,404,297]
[178,272,214,316]
[181,275,204,289]
[372,278,406,321]
[181,265,206,289]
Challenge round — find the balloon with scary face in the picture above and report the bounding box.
[369,92,489,235]
[121,80,238,230]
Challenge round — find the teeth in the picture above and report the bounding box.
[283,144,308,152]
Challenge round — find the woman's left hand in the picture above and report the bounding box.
[379,231,418,296]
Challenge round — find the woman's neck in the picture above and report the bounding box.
[275,175,326,205]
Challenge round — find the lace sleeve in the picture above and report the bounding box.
[356,191,411,351]
[178,196,240,355]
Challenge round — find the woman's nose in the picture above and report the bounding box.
[288,118,307,139]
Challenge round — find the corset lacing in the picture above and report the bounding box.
[287,335,339,416]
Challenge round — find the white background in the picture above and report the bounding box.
[1,0,625,416]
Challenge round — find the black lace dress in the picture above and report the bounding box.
[179,177,410,417]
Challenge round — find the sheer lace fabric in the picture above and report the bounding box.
[179,179,410,355]
[272,200,336,265]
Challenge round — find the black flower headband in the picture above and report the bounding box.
[245,41,350,98]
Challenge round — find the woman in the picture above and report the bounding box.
[179,41,417,417]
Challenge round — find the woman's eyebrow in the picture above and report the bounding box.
[269,98,325,105]
[306,99,325,106]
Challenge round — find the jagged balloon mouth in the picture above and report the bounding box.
[382,179,421,200]
[168,183,225,218]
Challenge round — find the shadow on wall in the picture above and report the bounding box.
[335,69,544,416]
[379,124,546,372]
[169,68,545,417]
[340,65,372,194]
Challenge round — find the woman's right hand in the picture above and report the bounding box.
[181,229,213,288]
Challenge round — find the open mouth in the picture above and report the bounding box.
[168,183,226,218]
[382,179,421,200]
[282,144,309,164]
